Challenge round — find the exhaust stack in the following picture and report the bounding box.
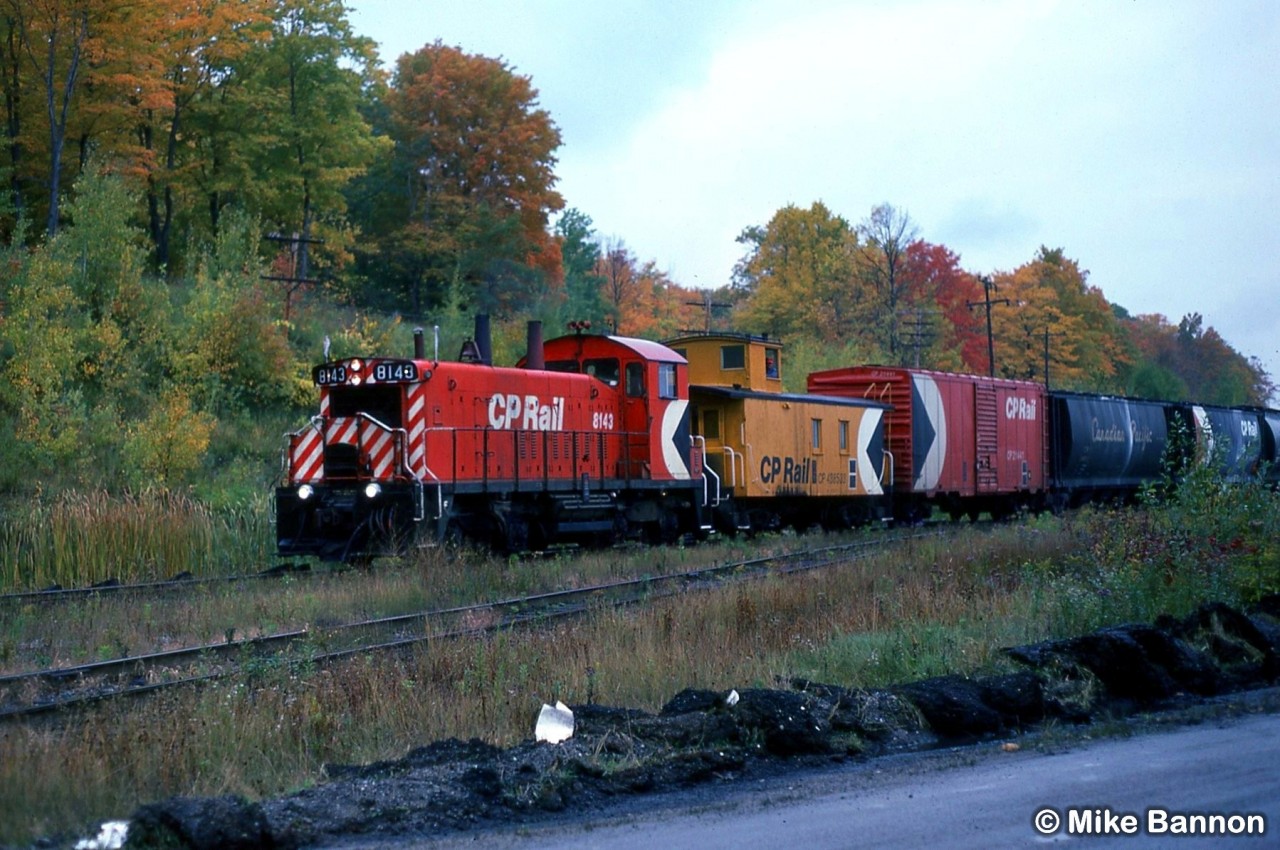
[458,314,493,364]
[526,321,545,370]
[476,314,492,365]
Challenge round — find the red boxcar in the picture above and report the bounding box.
[807,366,1048,520]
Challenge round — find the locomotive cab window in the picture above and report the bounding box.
[584,358,620,386]
[546,359,580,373]
[625,362,645,397]
[658,363,678,399]
[328,385,402,428]
[720,344,745,370]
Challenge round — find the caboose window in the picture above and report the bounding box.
[811,418,822,452]
[720,345,745,370]
[765,348,780,379]
[838,420,849,453]
[658,363,677,399]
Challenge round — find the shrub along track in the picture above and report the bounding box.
[0,527,949,723]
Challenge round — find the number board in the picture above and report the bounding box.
[370,361,419,383]
[314,364,348,386]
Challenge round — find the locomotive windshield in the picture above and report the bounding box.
[545,357,621,387]
[328,385,402,428]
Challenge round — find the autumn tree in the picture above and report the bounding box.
[599,237,638,334]
[117,0,271,267]
[899,241,986,371]
[1120,311,1269,405]
[365,40,564,316]
[988,247,1129,390]
[732,202,863,342]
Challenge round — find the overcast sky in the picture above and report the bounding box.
[345,0,1279,390]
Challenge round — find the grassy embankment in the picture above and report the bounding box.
[0,470,1276,846]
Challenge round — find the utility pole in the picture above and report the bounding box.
[263,232,325,329]
[1040,326,1063,390]
[968,276,1010,378]
[685,290,731,333]
[898,306,937,368]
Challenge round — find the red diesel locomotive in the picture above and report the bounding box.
[276,319,708,559]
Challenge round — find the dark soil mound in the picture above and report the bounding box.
[118,597,1280,849]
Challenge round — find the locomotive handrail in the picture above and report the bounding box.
[353,412,415,481]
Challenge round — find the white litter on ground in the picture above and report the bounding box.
[535,700,575,743]
[74,820,129,850]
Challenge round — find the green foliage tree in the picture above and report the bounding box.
[173,208,295,414]
[0,169,172,486]
[237,0,387,285]
[554,208,606,328]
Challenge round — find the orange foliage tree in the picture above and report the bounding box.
[989,247,1130,390]
[375,40,564,316]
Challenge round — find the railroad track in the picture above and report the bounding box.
[0,527,952,723]
[0,561,314,606]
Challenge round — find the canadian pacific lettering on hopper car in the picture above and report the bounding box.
[276,316,1280,562]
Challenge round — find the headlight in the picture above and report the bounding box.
[364,482,382,499]
[297,484,314,500]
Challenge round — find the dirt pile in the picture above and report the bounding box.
[119,597,1279,849]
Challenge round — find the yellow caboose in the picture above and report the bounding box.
[665,333,892,531]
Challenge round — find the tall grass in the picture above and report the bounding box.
[0,489,273,589]
[1,469,1276,846]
